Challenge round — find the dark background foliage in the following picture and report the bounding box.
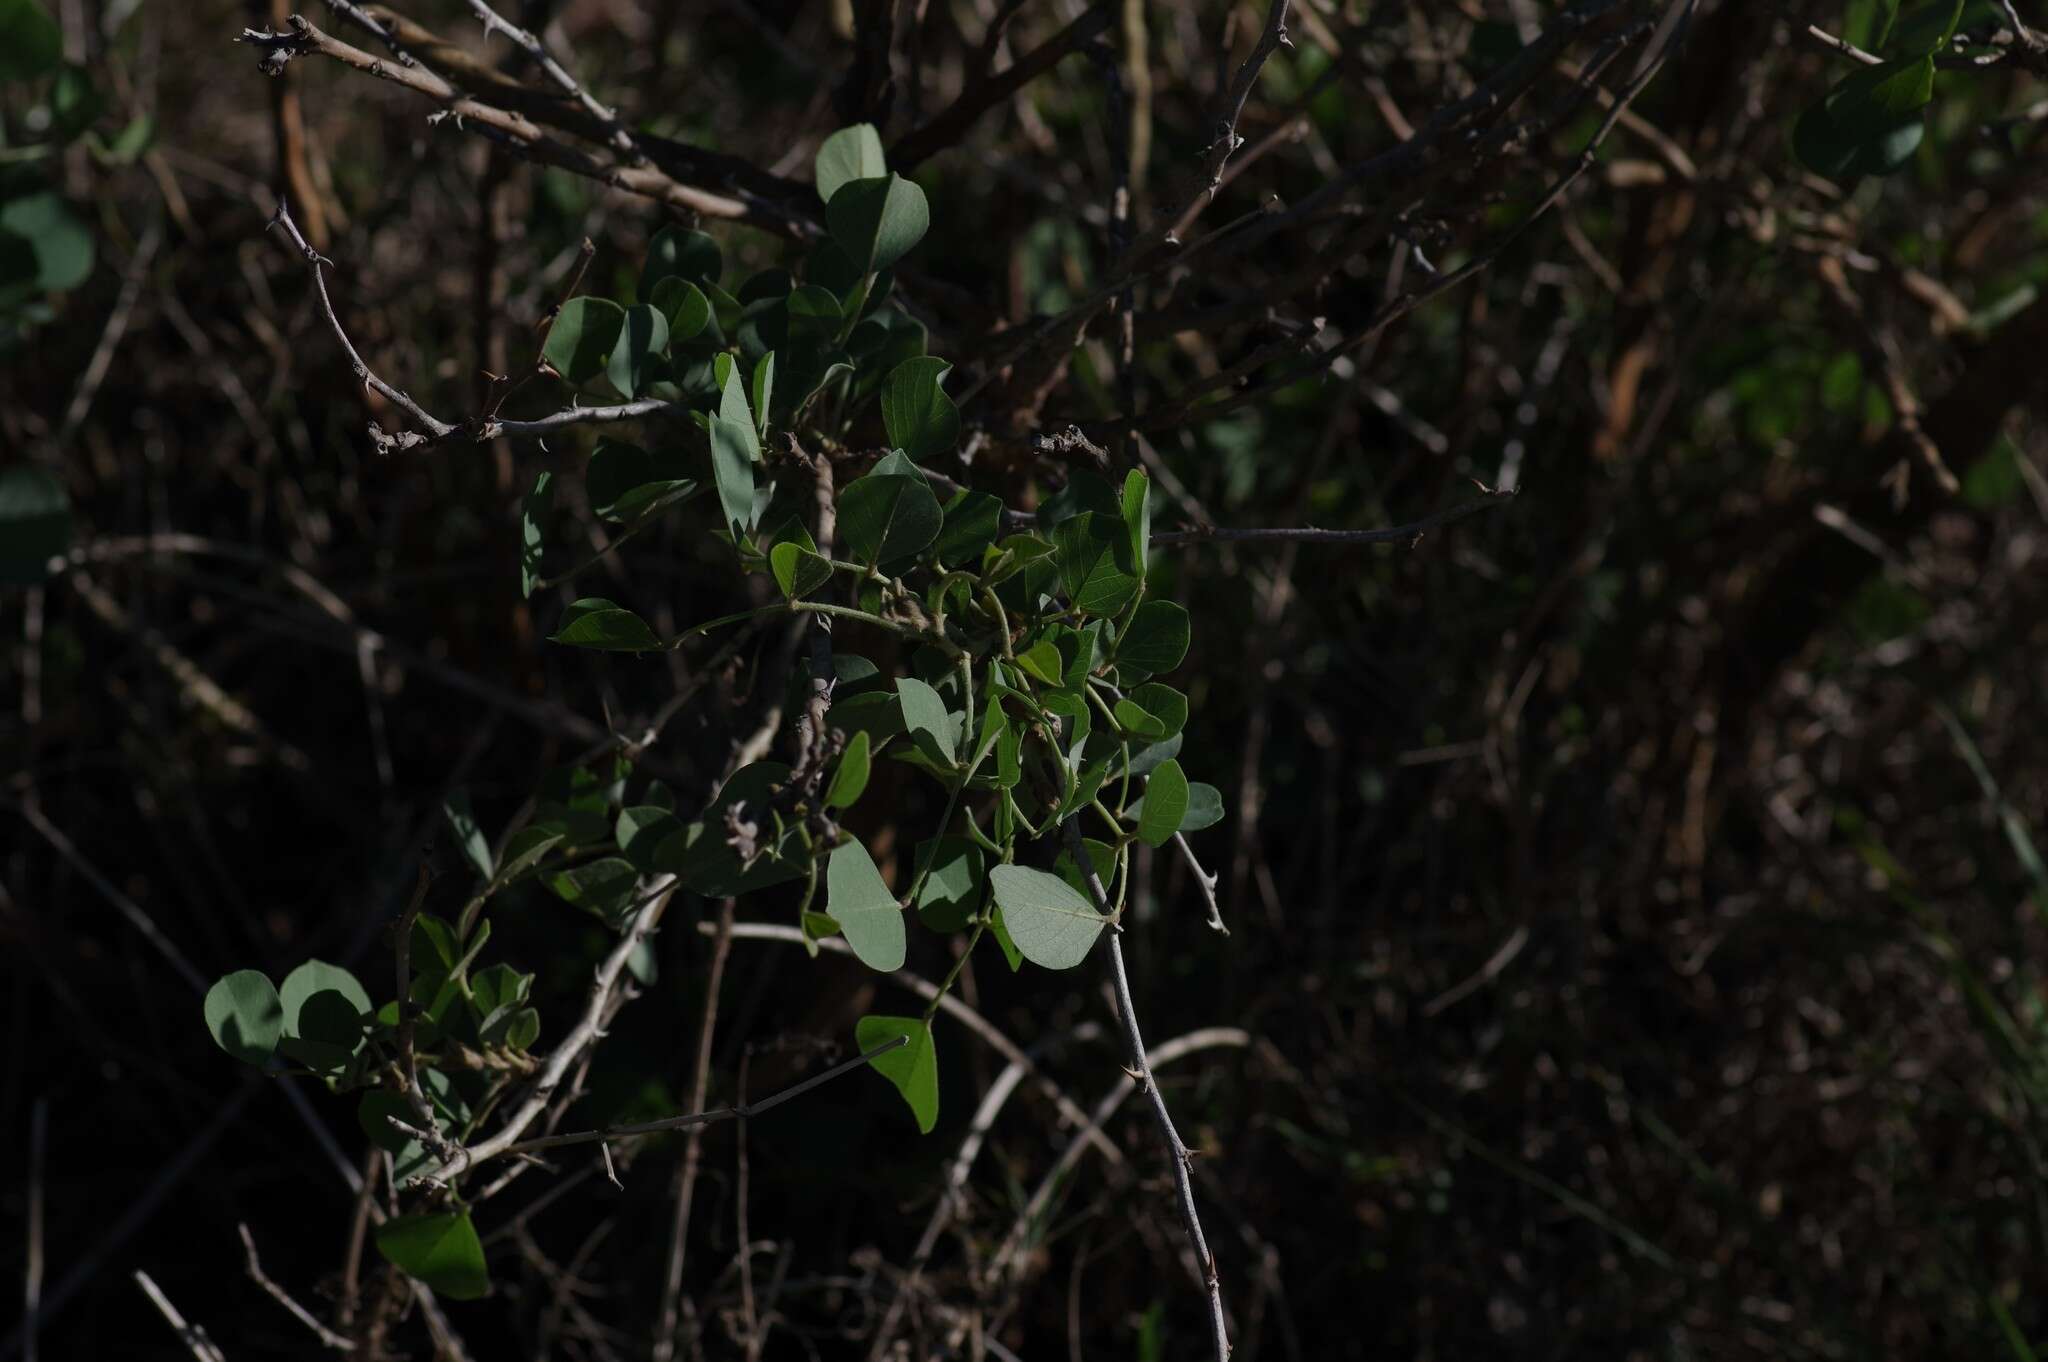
[6,0,2048,1358]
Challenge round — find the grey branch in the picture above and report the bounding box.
[1152,488,1516,547]
[1063,821,1232,1362]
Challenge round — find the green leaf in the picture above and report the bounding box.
[615,804,682,869]
[824,730,873,809]
[856,1014,937,1133]
[914,836,985,932]
[542,296,625,387]
[1015,640,1064,688]
[751,352,776,437]
[1136,759,1189,848]
[826,174,930,273]
[1118,600,1191,674]
[520,470,553,598]
[709,416,761,534]
[606,302,669,398]
[896,677,957,767]
[816,123,888,205]
[640,226,721,296]
[1887,0,1963,56]
[769,541,834,599]
[989,865,1107,970]
[840,472,942,565]
[1114,698,1168,740]
[1127,682,1188,739]
[989,906,1024,971]
[503,1009,541,1051]
[0,192,92,293]
[444,790,494,879]
[934,491,1003,568]
[0,464,71,585]
[786,283,843,344]
[203,970,283,1066]
[546,856,641,925]
[1181,781,1224,833]
[375,1212,489,1301]
[280,960,373,1037]
[0,0,63,81]
[827,840,907,971]
[1121,470,1151,577]
[652,762,807,896]
[1054,513,1141,617]
[551,598,662,651]
[648,275,713,343]
[882,356,960,463]
[494,826,565,886]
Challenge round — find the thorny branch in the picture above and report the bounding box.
[1063,821,1231,1362]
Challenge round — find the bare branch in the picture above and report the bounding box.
[238,1225,356,1351]
[1153,489,1517,547]
[1063,822,1231,1362]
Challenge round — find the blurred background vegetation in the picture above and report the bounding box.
[5,0,2048,1357]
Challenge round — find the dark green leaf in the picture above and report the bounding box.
[494,826,565,886]
[542,296,624,387]
[827,839,906,971]
[751,352,776,437]
[0,464,71,585]
[0,192,92,293]
[614,805,682,870]
[934,491,1002,568]
[787,283,843,343]
[606,302,669,398]
[856,1014,937,1133]
[1121,469,1151,577]
[520,470,553,598]
[648,275,712,343]
[881,356,959,463]
[640,226,721,296]
[1054,513,1140,617]
[1118,600,1191,674]
[989,864,1106,970]
[1127,682,1188,738]
[546,856,641,925]
[375,1212,489,1301]
[551,598,662,651]
[203,970,283,1066]
[0,0,63,80]
[769,541,834,599]
[840,472,942,565]
[826,174,929,273]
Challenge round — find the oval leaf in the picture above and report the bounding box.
[374,1211,489,1301]
[1136,758,1189,848]
[840,472,942,566]
[606,302,669,399]
[817,123,888,204]
[0,465,71,585]
[882,356,960,463]
[640,226,722,296]
[989,864,1107,970]
[1119,600,1191,674]
[824,730,873,809]
[203,970,283,1066]
[827,839,907,972]
[551,598,662,651]
[826,173,929,273]
[541,296,624,387]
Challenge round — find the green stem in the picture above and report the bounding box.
[922,917,988,1023]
